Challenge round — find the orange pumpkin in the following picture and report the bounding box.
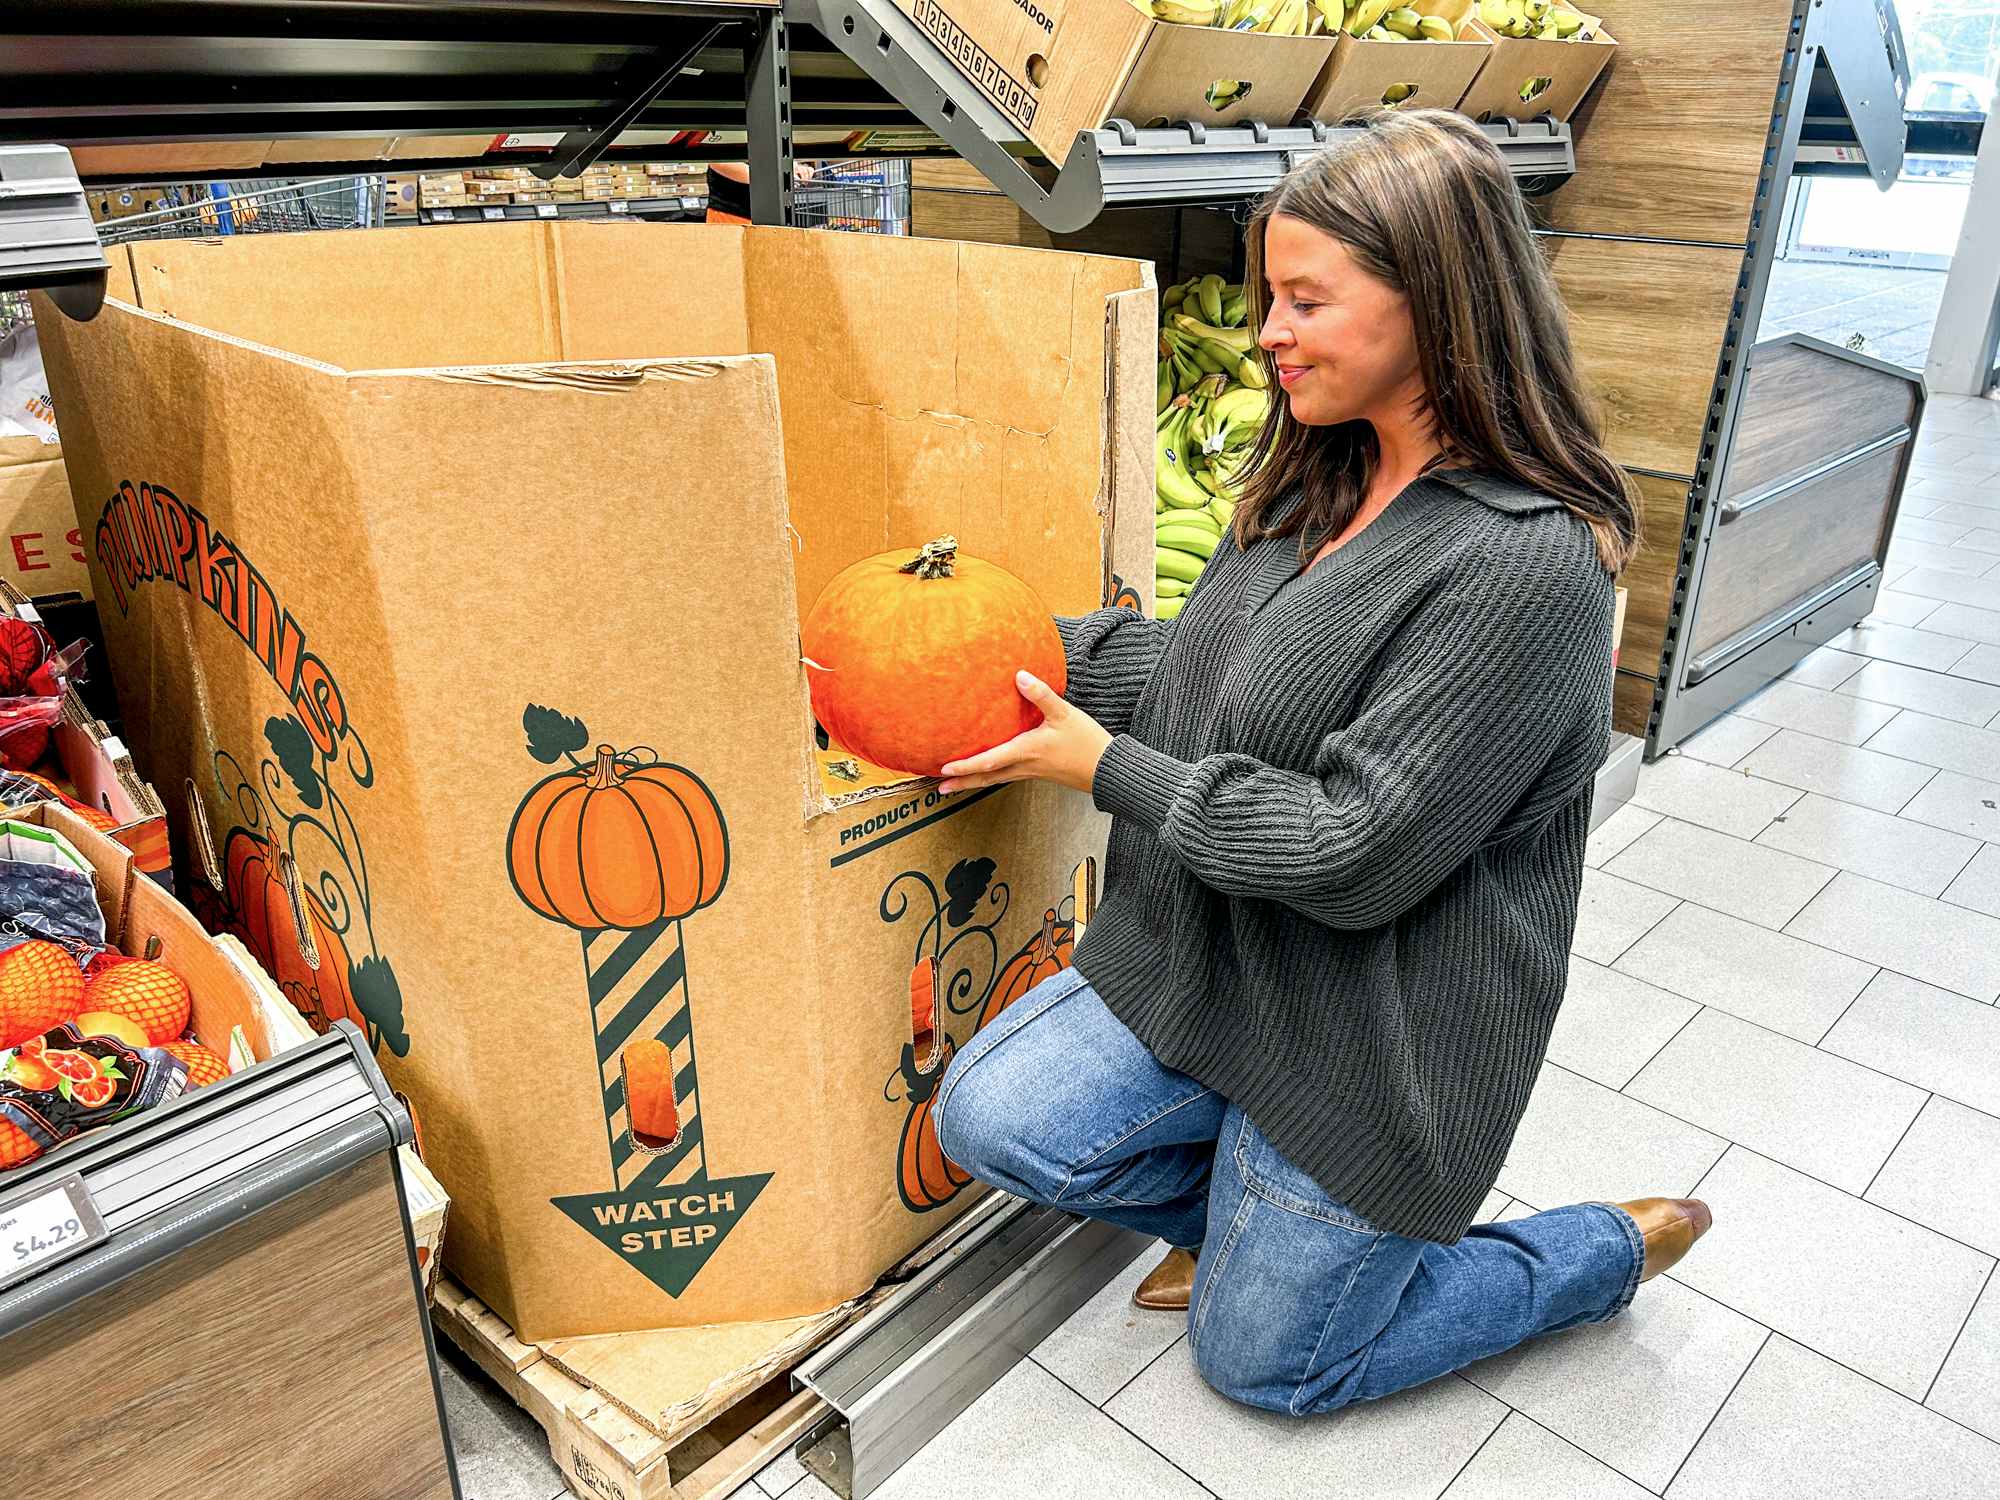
[897,1036,972,1212]
[224,829,361,1036]
[801,536,1066,778]
[509,746,728,930]
[623,1039,680,1148]
[909,955,938,1067]
[975,909,1074,1031]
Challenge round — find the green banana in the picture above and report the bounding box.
[1156,576,1190,598]
[1476,0,1510,28]
[1552,7,1584,35]
[1175,315,1252,352]
[1220,292,1248,327]
[1382,7,1423,35]
[1156,549,1207,585]
[1208,496,1236,526]
[1156,363,1174,413]
[1153,0,1222,22]
[1211,386,1268,426]
[1417,14,1455,39]
[1235,356,1268,389]
[1346,0,1392,35]
[1156,410,1213,510]
[1159,507,1221,537]
[1197,274,1225,324]
[1157,525,1220,560]
[1157,594,1186,621]
[1382,83,1419,105]
[1187,341,1232,378]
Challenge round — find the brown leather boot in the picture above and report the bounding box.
[1132,1246,1197,1311]
[1609,1197,1713,1282]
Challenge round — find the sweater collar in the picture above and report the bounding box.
[1430,467,1568,516]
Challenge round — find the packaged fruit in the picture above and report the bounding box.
[0,938,86,1049]
[81,958,192,1045]
[0,1020,190,1169]
[162,1040,230,1090]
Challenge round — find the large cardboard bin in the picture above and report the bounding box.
[897,0,1333,165]
[36,222,1155,1340]
[1455,12,1616,124]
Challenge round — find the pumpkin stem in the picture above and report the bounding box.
[898,535,959,580]
[1038,907,1058,955]
[586,744,623,789]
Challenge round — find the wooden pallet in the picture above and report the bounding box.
[434,1277,856,1500]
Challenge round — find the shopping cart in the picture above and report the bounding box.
[92,177,385,245]
[791,159,911,235]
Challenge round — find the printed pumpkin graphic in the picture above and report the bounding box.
[222,828,364,1037]
[975,909,1074,1031]
[891,1034,971,1213]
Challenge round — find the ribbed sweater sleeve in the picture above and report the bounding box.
[1090,548,1611,930]
[1055,608,1172,737]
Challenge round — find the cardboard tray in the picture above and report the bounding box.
[1454,10,1616,123]
[1304,30,1492,122]
[895,0,1334,165]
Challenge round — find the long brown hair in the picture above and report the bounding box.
[1235,108,1639,572]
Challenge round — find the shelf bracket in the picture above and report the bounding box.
[534,21,730,181]
[790,0,1569,233]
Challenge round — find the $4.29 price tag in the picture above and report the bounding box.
[0,1174,106,1294]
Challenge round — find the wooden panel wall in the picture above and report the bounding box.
[1537,0,1802,737]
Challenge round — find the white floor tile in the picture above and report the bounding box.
[1496,1064,1726,1213]
[1838,658,2000,727]
[1867,709,2000,781]
[1753,792,1981,896]
[1871,589,1945,629]
[1550,958,1702,1089]
[1958,527,2000,555]
[1888,537,1999,578]
[1926,1271,2000,1444]
[1665,1335,2000,1500]
[1923,601,2000,647]
[1605,819,1836,931]
[1475,1187,1511,1223]
[871,1360,1209,1500]
[1584,802,1664,870]
[1892,568,2000,614]
[1866,1096,2000,1259]
[1572,867,1679,964]
[1630,756,1800,839]
[1893,516,1975,547]
[1827,618,1976,671]
[1440,1412,1656,1500]
[1787,871,2000,1000]
[1920,499,2000,529]
[1777,645,1868,690]
[1032,1240,1190,1405]
[1614,901,1874,1042]
[1104,1342,1503,1500]
[1673,715,1779,768]
[1733,679,1902,746]
[1822,970,2000,1116]
[1949,642,2000,686]
[1899,768,2000,842]
[754,1447,808,1497]
[1735,729,1937,814]
[1663,1148,1992,1400]
[1460,1275,1768,1494]
[1942,842,2000,918]
[1624,1008,1927,1195]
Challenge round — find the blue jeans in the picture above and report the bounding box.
[932,968,1645,1416]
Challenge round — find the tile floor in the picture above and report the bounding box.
[440,395,2000,1499]
[1758,261,1947,372]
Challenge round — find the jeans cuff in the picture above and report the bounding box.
[1595,1202,1646,1321]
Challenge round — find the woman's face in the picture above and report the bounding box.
[1257,213,1424,430]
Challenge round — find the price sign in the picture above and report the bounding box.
[609,200,629,214]
[482,206,505,222]
[680,197,703,211]
[536,204,558,219]
[430,208,455,223]
[0,1174,105,1293]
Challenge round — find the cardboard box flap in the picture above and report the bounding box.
[1120,24,1335,130]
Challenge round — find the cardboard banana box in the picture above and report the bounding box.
[36,222,1155,1339]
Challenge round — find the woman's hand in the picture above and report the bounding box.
[938,671,1112,795]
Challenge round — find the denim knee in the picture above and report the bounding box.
[932,1040,1047,1194]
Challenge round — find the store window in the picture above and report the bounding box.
[1758,0,1998,370]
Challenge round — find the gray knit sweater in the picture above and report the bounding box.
[1061,469,1613,1245]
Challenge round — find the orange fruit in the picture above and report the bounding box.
[84,950,140,980]
[0,1118,42,1169]
[81,960,190,1046]
[43,1050,99,1083]
[69,1011,149,1049]
[0,940,85,1049]
[163,1041,229,1090]
[70,1076,115,1108]
[2,1052,58,1092]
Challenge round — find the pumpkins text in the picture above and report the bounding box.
[91,479,350,757]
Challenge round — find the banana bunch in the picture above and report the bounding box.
[1477,0,1589,39]
[1153,274,1271,620]
[1341,0,1467,40]
[1140,0,1321,36]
